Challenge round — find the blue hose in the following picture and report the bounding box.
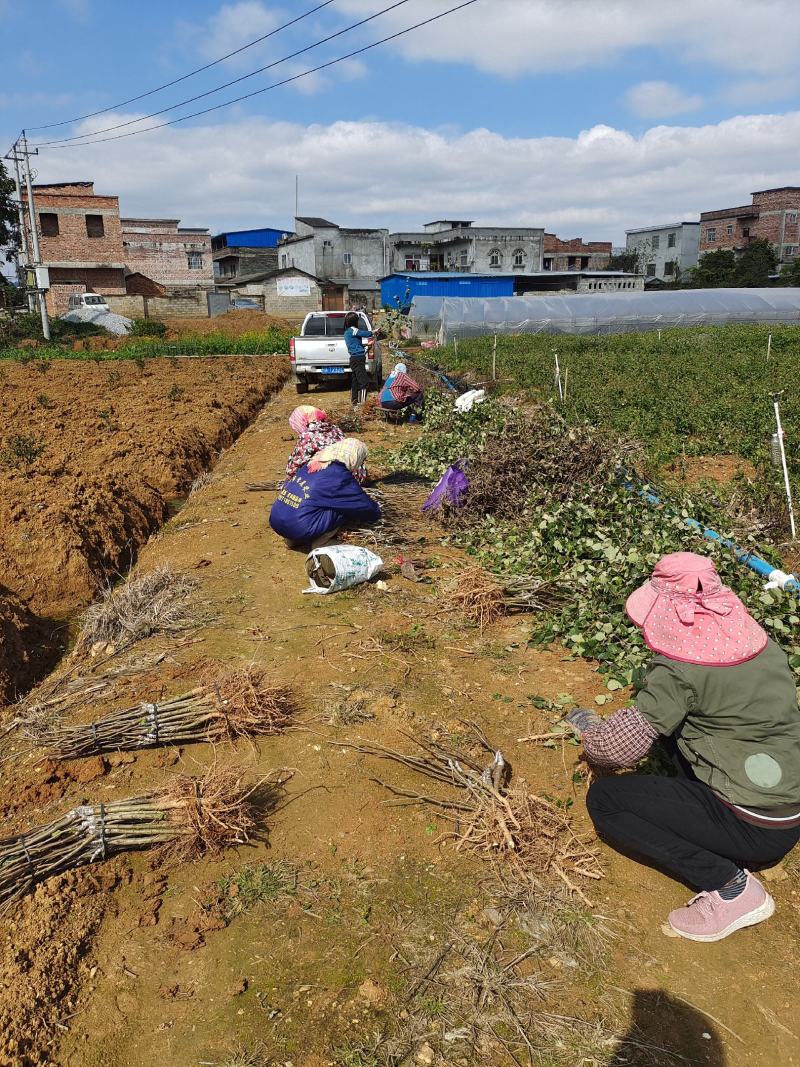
[631,483,799,592]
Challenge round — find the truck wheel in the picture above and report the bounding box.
[295,378,309,394]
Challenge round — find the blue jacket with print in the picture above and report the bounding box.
[269,462,380,543]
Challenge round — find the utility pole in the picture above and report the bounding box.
[19,131,51,340]
[6,144,35,311]
[295,174,299,220]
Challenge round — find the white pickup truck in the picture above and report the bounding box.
[289,311,382,395]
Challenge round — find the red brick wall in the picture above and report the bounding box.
[543,234,611,270]
[122,221,214,288]
[23,186,125,267]
[699,189,800,258]
[46,267,127,315]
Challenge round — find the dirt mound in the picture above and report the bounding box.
[161,310,297,338]
[0,865,127,1067]
[0,357,288,700]
[0,588,59,707]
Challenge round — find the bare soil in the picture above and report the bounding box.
[0,356,289,702]
[160,310,299,338]
[0,384,797,1067]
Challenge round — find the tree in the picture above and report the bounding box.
[733,238,779,287]
[0,160,18,252]
[690,248,736,287]
[780,258,800,287]
[607,249,640,273]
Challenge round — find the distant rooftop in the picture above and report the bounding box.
[626,222,699,234]
[295,216,338,228]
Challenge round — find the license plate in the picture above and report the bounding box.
[321,366,346,374]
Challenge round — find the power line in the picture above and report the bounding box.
[37,0,481,151]
[33,0,412,148]
[29,0,338,131]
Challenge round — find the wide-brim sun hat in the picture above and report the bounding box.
[626,551,767,666]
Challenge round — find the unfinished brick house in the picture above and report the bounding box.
[21,181,126,315]
[121,218,214,290]
[542,234,612,272]
[699,187,800,263]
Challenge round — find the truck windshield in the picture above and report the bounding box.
[84,296,106,305]
[304,314,368,337]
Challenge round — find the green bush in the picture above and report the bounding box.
[128,318,167,337]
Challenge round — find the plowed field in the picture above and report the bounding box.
[0,356,289,702]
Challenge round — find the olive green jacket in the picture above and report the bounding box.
[636,639,800,813]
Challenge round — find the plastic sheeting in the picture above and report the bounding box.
[410,287,800,341]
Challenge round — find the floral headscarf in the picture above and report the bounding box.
[308,439,368,475]
[289,405,326,436]
[285,420,345,481]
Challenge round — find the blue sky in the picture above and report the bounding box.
[1,0,799,242]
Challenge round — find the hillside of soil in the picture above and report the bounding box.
[0,356,289,702]
[0,384,795,1067]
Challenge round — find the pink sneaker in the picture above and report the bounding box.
[666,872,775,942]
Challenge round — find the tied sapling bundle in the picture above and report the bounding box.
[444,565,566,631]
[26,666,295,760]
[0,768,275,907]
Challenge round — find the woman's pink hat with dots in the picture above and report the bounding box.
[626,552,768,666]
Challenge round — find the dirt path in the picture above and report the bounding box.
[9,383,798,1067]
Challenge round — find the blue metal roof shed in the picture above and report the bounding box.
[380,272,515,306]
[212,227,292,250]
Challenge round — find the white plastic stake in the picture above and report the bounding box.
[554,351,563,401]
[454,337,458,360]
[772,392,796,539]
[658,329,662,343]
[492,334,497,381]
[767,333,772,361]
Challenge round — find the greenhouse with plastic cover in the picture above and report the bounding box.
[409,287,800,341]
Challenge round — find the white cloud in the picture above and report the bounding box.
[626,81,703,119]
[189,2,284,67]
[29,110,800,244]
[336,0,800,78]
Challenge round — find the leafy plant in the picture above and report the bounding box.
[167,383,185,402]
[1,432,44,469]
[128,318,167,337]
[36,393,53,409]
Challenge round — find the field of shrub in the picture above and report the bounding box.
[430,323,800,466]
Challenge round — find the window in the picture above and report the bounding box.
[85,214,104,238]
[706,227,716,242]
[512,248,526,267]
[187,251,203,270]
[664,261,675,276]
[40,212,59,237]
[489,248,502,268]
[727,225,733,236]
[785,246,798,258]
[787,212,798,223]
[543,257,553,271]
[668,233,676,248]
[342,252,353,265]
[652,235,660,250]
[646,263,656,277]
[459,251,469,267]
[280,253,289,268]
[405,255,421,271]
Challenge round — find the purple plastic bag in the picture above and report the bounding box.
[422,462,468,513]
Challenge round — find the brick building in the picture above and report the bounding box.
[699,187,800,262]
[542,234,612,271]
[22,181,127,315]
[121,218,214,289]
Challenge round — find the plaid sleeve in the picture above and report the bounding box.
[582,706,659,769]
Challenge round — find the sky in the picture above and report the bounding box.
[1,0,799,250]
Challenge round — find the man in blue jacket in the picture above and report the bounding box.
[269,439,380,548]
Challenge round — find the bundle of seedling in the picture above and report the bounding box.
[0,768,265,907]
[444,565,566,631]
[24,666,295,759]
[340,723,602,899]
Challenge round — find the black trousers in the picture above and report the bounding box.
[586,771,800,891]
[350,357,370,403]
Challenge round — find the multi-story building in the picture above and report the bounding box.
[625,222,700,282]
[121,218,214,290]
[388,220,544,275]
[278,217,389,282]
[542,234,611,272]
[22,181,127,315]
[699,187,800,263]
[212,227,292,281]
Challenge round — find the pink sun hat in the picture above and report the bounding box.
[626,552,768,666]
